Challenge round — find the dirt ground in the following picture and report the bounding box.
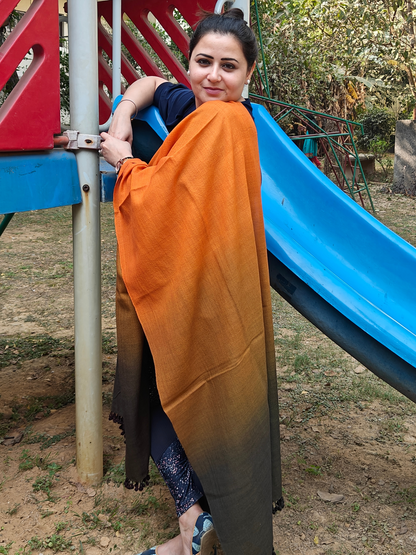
[1,182,416,555]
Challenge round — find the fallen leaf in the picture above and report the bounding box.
[317,490,344,503]
[3,432,24,446]
[354,365,365,374]
[314,536,319,545]
[71,481,86,493]
[87,487,96,497]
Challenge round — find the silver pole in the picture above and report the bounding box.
[68,0,103,485]
[99,0,122,132]
[112,0,122,100]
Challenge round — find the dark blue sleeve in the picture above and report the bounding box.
[153,82,196,132]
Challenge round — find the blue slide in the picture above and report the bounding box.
[106,101,416,403]
[253,103,416,403]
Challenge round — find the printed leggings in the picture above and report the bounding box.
[150,398,205,517]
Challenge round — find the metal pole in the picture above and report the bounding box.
[68,0,103,485]
[112,0,122,100]
[99,0,122,132]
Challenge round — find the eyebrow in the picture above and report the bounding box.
[196,53,239,63]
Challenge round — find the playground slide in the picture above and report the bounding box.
[112,102,416,403]
[253,103,416,403]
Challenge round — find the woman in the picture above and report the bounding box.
[101,9,283,555]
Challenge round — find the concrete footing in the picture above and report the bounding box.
[345,153,375,180]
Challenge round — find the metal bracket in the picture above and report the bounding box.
[63,130,102,150]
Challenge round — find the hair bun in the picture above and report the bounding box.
[223,8,245,21]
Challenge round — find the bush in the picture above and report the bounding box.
[356,108,396,151]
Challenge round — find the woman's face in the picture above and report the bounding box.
[188,32,254,108]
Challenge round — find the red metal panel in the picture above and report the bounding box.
[97,0,216,124]
[0,0,60,151]
[0,0,20,27]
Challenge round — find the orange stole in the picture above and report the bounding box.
[114,101,281,555]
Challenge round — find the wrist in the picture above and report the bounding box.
[116,98,138,119]
[116,156,134,174]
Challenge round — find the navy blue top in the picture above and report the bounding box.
[153,82,253,132]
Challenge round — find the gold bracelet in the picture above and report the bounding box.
[118,98,139,119]
[116,156,134,174]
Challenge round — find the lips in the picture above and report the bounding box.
[204,87,224,93]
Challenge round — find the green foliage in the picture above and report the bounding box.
[60,38,70,116]
[305,464,322,476]
[32,475,55,500]
[103,459,126,486]
[5,503,20,516]
[26,534,72,553]
[25,428,75,450]
[368,139,394,178]
[0,543,13,555]
[356,108,396,150]
[0,335,72,369]
[251,0,416,115]
[0,11,22,106]
[252,0,344,112]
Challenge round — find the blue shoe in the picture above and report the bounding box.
[191,512,222,554]
[136,548,157,555]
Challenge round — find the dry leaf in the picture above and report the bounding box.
[317,490,344,503]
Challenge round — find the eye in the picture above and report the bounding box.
[196,58,210,66]
[222,63,236,70]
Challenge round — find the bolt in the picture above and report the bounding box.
[82,184,90,192]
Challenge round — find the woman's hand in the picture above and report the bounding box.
[100,132,132,168]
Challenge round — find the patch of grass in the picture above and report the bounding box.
[305,464,322,476]
[26,534,72,553]
[102,331,117,354]
[32,475,56,501]
[281,487,299,509]
[1,395,75,439]
[327,523,339,534]
[130,492,162,516]
[103,459,126,486]
[294,353,311,371]
[24,427,75,450]
[19,449,35,471]
[0,543,13,555]
[81,511,101,530]
[0,335,73,369]
[5,503,20,516]
[396,486,416,505]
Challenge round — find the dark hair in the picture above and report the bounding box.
[189,8,258,70]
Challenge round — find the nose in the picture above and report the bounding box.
[208,65,221,82]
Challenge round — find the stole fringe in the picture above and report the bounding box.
[272,497,285,514]
[109,411,125,436]
[109,411,150,491]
